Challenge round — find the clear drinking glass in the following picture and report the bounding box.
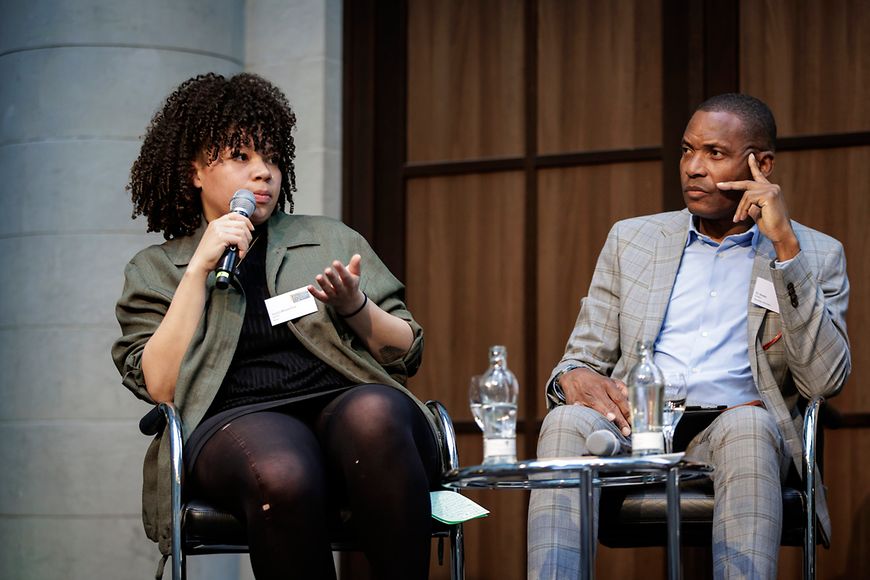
[662,374,687,453]
[468,375,485,431]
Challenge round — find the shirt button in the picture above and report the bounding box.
[710,291,718,297]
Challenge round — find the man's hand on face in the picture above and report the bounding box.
[560,368,632,436]
[716,153,801,261]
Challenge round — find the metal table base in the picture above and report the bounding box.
[444,454,712,580]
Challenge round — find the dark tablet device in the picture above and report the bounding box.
[671,405,727,451]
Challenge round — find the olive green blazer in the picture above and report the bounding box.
[113,212,435,555]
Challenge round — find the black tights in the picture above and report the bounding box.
[190,385,440,580]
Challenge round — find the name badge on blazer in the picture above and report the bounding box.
[751,277,780,314]
[265,287,319,325]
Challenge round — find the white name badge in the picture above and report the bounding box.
[751,277,781,314]
[265,287,319,325]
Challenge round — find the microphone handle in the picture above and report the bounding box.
[586,429,627,456]
[214,202,252,290]
[215,245,238,289]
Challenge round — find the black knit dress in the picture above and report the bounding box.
[184,227,352,471]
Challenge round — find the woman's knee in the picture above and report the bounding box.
[216,415,328,513]
[319,385,438,482]
[248,452,328,514]
[324,384,413,441]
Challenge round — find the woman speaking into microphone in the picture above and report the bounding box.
[113,72,439,580]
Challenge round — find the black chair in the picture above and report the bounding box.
[139,400,465,580]
[598,395,825,579]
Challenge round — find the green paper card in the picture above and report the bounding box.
[430,490,490,524]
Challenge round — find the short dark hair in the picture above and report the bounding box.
[696,93,777,152]
[128,73,297,239]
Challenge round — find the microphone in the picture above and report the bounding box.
[586,429,630,456]
[215,189,256,290]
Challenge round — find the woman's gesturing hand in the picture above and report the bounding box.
[309,253,414,364]
[309,254,367,316]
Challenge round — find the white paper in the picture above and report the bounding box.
[430,490,489,524]
[751,277,780,314]
[264,287,319,325]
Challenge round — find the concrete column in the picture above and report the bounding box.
[0,1,243,578]
[246,0,343,219]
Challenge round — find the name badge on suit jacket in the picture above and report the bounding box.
[751,277,780,313]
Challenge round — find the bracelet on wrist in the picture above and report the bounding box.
[339,292,368,318]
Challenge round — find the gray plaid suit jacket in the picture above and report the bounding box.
[546,209,850,541]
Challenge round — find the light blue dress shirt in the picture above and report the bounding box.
[653,215,762,407]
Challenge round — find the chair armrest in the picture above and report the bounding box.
[140,402,185,579]
[140,400,185,435]
[802,395,824,558]
[140,403,184,499]
[802,395,824,478]
[139,405,165,436]
[426,400,461,472]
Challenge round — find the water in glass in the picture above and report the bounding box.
[468,375,485,431]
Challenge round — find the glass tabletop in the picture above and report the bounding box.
[443,453,714,490]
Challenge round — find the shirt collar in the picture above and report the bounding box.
[687,213,759,250]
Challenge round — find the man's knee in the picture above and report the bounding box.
[537,405,608,458]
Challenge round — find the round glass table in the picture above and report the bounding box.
[443,453,713,580]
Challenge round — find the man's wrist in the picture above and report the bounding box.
[552,364,581,403]
[770,229,800,262]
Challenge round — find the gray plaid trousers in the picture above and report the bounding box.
[527,404,789,580]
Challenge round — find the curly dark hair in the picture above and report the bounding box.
[128,72,297,239]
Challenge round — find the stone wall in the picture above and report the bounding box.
[0,1,341,577]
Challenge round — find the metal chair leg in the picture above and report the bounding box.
[451,523,465,580]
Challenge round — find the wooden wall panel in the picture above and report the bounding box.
[407,0,525,162]
[596,546,666,578]
[740,0,870,136]
[405,172,527,422]
[535,162,663,418]
[814,429,870,579]
[772,147,870,413]
[347,2,870,579]
[538,0,662,153]
[429,433,530,580]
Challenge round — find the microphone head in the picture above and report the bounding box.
[586,429,622,456]
[230,189,256,217]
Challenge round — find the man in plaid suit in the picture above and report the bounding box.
[528,94,850,579]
